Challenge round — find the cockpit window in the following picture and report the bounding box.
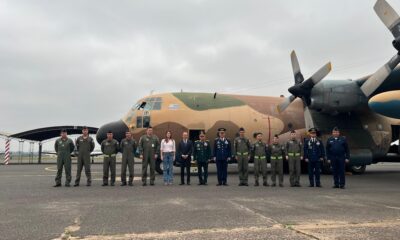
[132,103,140,110]
[142,97,162,110]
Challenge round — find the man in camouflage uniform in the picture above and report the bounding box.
[193,131,212,185]
[234,127,251,186]
[139,126,160,186]
[54,129,75,187]
[120,130,137,186]
[101,131,119,186]
[269,134,285,187]
[286,130,303,187]
[251,132,269,187]
[74,126,95,187]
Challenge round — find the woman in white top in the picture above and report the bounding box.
[160,131,176,185]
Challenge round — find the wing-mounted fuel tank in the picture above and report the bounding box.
[309,80,368,114]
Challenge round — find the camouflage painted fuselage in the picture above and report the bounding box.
[114,92,399,165]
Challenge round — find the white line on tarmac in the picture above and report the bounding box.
[385,205,400,210]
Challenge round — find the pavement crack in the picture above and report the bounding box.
[284,224,320,240]
[227,199,278,224]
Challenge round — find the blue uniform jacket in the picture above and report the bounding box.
[213,138,232,161]
[304,138,325,162]
[326,136,350,161]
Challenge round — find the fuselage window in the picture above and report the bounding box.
[143,116,151,128]
[137,116,143,128]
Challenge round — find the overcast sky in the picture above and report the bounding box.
[1,0,399,150]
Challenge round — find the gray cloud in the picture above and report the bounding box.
[1,0,398,139]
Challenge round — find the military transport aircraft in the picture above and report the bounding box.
[96,0,400,175]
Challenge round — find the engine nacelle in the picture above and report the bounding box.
[309,80,368,114]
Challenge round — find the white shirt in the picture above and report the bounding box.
[161,139,175,153]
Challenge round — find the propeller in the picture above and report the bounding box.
[277,51,332,113]
[361,0,400,97]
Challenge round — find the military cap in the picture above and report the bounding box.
[308,128,317,133]
[239,127,245,132]
[60,129,67,133]
[218,127,226,132]
[274,134,279,138]
[332,126,340,131]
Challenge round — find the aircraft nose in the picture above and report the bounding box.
[96,120,129,144]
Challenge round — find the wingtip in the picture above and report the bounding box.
[374,0,385,9]
[327,62,332,71]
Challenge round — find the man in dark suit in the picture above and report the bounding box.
[177,131,193,185]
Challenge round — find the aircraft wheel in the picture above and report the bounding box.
[156,158,163,175]
[350,165,366,175]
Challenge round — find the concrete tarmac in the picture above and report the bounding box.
[0,162,400,240]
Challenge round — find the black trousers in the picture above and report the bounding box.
[180,165,190,184]
[331,157,346,187]
[216,160,228,184]
[198,162,208,184]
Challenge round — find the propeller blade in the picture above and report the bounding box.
[291,50,304,84]
[374,0,400,38]
[277,95,296,113]
[361,53,400,96]
[309,62,332,85]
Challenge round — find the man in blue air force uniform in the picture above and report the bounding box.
[213,128,232,186]
[304,128,325,187]
[326,127,350,189]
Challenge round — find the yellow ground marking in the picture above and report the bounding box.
[66,226,283,240]
[61,219,400,240]
[53,217,81,240]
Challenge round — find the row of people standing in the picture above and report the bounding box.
[53,126,350,189]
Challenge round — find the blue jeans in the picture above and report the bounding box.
[162,152,174,183]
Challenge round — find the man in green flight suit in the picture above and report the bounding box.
[269,134,286,187]
[101,131,119,186]
[120,130,137,186]
[74,126,95,187]
[286,130,303,187]
[251,132,269,187]
[234,127,251,186]
[139,126,160,186]
[193,131,212,185]
[54,129,75,187]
